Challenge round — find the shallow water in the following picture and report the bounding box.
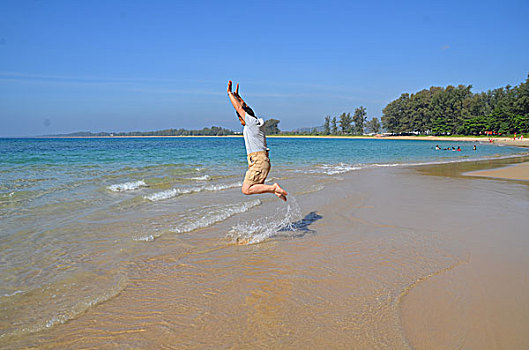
[0,137,527,347]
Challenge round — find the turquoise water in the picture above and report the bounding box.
[1,137,524,182]
[1,137,524,167]
[0,137,526,340]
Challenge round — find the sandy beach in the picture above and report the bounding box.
[3,153,528,349]
[3,0,528,347]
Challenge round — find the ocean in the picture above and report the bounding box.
[0,136,527,346]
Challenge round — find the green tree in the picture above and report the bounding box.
[339,112,353,134]
[381,93,412,133]
[365,117,381,134]
[264,119,280,134]
[353,106,367,135]
[331,117,338,134]
[323,115,331,135]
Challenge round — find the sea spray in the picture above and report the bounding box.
[228,196,303,244]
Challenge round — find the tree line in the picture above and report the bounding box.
[381,74,529,135]
[317,107,381,135]
[315,73,529,136]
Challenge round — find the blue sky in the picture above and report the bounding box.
[1,0,528,136]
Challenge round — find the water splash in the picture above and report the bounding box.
[227,196,303,244]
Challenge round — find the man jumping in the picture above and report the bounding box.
[227,81,287,201]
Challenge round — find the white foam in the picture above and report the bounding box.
[144,181,242,201]
[1,290,24,298]
[107,180,147,192]
[134,234,154,242]
[228,196,303,244]
[188,175,211,181]
[133,199,261,241]
[301,163,363,175]
[313,162,403,175]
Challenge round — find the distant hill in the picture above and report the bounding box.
[44,124,326,137]
[46,131,111,137]
[46,126,235,137]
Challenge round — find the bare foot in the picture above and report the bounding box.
[236,237,250,245]
[273,183,287,201]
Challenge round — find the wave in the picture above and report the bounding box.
[1,290,24,298]
[172,199,262,234]
[300,162,399,175]
[0,191,16,200]
[308,163,363,175]
[133,199,261,241]
[107,180,148,192]
[228,196,303,244]
[188,175,211,181]
[144,181,242,201]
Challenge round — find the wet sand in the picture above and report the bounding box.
[464,161,529,181]
[401,159,529,349]
[5,157,529,349]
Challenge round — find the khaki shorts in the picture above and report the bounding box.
[243,151,271,185]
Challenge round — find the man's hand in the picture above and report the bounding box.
[227,80,233,95]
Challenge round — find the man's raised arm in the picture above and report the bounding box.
[227,81,246,125]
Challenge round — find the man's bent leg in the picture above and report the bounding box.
[242,182,287,201]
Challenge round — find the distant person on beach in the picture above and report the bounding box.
[473,145,477,150]
[435,145,441,150]
[227,81,288,201]
[457,146,461,152]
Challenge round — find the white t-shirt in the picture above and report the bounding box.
[243,112,268,155]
